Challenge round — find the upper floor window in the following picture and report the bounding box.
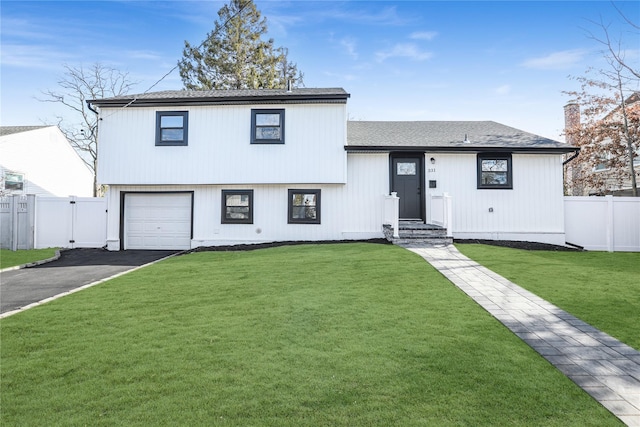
[288,189,320,224]
[251,109,285,144]
[156,111,188,146]
[477,153,512,189]
[222,190,253,224]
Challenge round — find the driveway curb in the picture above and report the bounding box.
[0,249,62,273]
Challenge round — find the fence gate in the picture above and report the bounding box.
[35,196,107,249]
[0,195,36,250]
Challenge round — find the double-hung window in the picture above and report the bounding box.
[251,109,285,144]
[156,111,188,146]
[477,153,512,189]
[288,189,320,224]
[222,190,253,224]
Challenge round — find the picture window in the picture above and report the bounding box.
[477,154,512,189]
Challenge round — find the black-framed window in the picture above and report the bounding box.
[288,189,320,224]
[477,153,513,189]
[156,111,188,146]
[251,109,285,144]
[222,190,253,224]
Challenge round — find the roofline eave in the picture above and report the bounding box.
[344,145,578,154]
[87,93,350,108]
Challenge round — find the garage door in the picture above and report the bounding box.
[124,193,192,250]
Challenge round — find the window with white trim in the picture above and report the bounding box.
[4,172,24,191]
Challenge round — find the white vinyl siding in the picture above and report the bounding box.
[102,152,565,250]
[426,153,565,242]
[97,104,346,185]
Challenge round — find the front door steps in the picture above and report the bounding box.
[383,220,453,246]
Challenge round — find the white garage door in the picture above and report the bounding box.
[124,193,192,250]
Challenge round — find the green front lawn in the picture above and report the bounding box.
[0,248,57,269]
[456,244,640,350]
[1,244,620,426]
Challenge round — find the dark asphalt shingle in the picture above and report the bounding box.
[347,120,572,151]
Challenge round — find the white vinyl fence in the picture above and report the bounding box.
[429,193,453,237]
[564,196,640,252]
[1,195,107,250]
[0,195,36,250]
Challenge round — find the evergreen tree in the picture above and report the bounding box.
[179,0,302,90]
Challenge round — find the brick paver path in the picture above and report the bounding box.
[405,244,640,427]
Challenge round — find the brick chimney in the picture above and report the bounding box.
[564,102,580,145]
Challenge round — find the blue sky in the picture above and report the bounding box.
[1,0,639,141]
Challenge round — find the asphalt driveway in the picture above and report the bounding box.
[1,248,180,315]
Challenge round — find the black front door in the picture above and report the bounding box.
[392,156,423,220]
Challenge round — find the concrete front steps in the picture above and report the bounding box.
[384,221,453,246]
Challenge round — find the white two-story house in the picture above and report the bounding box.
[88,88,575,250]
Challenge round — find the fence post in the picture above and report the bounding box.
[384,192,400,238]
[443,193,453,237]
[606,195,614,252]
[70,195,77,249]
[10,195,19,251]
[26,194,35,249]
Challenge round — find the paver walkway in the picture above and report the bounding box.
[404,243,640,427]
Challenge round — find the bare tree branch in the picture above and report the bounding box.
[38,63,135,196]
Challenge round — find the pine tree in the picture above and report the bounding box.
[179,0,302,90]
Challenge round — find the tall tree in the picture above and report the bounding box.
[39,63,135,196]
[564,12,639,197]
[179,0,302,90]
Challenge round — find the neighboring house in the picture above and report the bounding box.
[0,126,93,197]
[87,88,575,251]
[564,92,640,196]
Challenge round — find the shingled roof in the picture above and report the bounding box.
[88,88,350,107]
[0,126,49,137]
[346,121,575,153]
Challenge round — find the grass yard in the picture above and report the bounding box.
[456,244,640,350]
[0,248,57,269]
[0,243,621,426]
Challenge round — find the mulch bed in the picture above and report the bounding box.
[454,239,582,251]
[188,238,582,253]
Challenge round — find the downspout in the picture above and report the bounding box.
[86,101,100,196]
[86,101,99,116]
[563,149,580,165]
[562,149,580,198]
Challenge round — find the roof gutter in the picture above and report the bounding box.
[345,145,579,155]
[87,93,350,108]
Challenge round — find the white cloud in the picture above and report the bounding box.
[521,49,587,70]
[124,50,164,61]
[410,31,438,41]
[495,84,511,95]
[340,37,358,60]
[376,43,433,62]
[0,43,77,70]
